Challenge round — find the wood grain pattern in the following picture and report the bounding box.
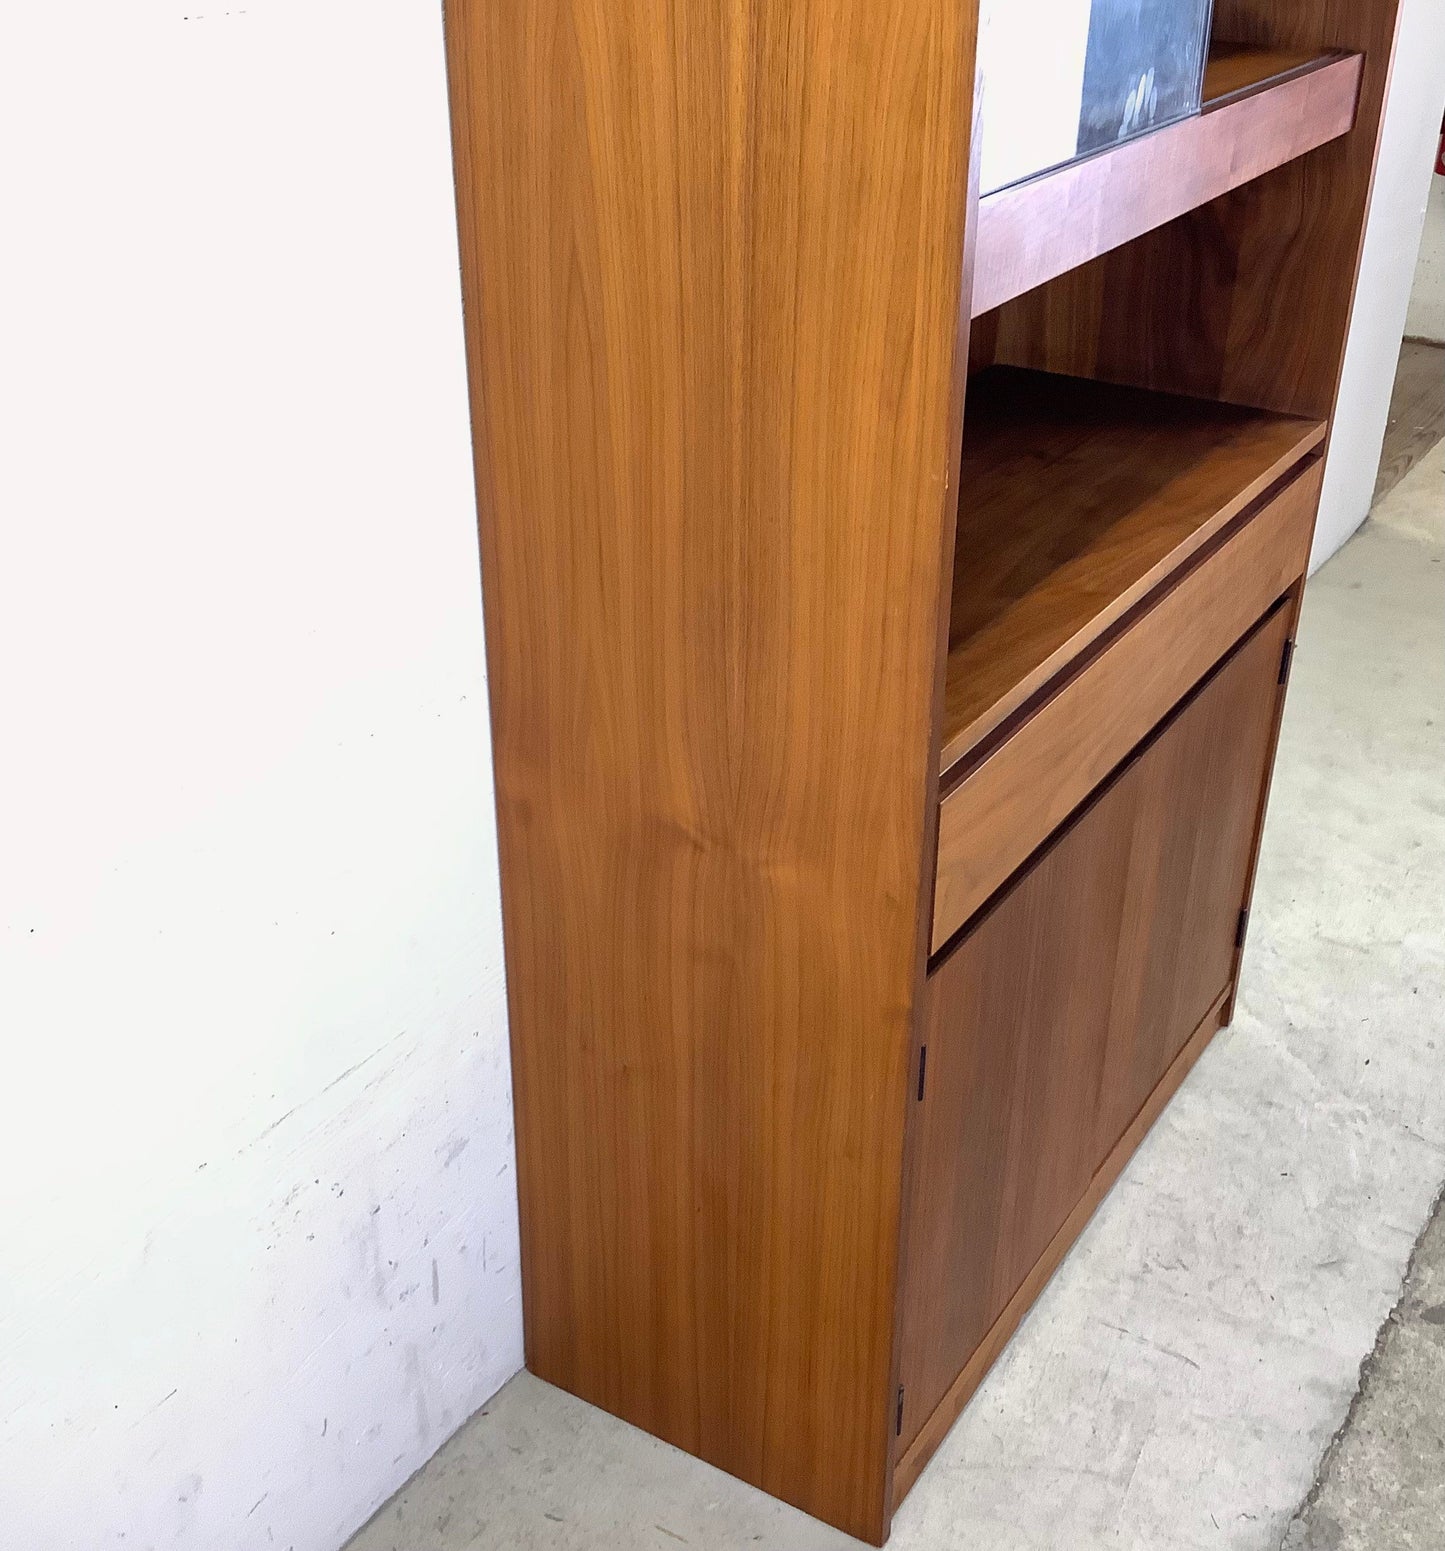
[901,606,1292,1475]
[882,45,988,1535]
[941,368,1324,773]
[1203,41,1333,106]
[971,50,1361,317]
[1092,608,1295,1148]
[933,456,1322,953]
[992,2,1404,421]
[445,4,975,1541]
[892,984,1231,1505]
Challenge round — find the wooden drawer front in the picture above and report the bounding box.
[897,606,1291,1470]
[931,458,1319,954]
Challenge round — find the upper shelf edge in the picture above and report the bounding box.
[971,49,1364,319]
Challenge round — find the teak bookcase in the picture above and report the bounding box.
[444,2,1402,1541]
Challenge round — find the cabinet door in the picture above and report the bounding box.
[898,603,1290,1456]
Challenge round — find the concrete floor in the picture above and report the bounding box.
[1374,341,1445,502]
[1284,1183,1445,1550]
[1279,439,1445,1551]
[347,439,1445,1550]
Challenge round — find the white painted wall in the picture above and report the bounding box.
[0,4,523,1550]
[1312,0,1445,568]
[977,0,1093,194]
[1405,171,1445,341]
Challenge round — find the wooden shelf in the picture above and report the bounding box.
[939,368,1326,780]
[1202,41,1339,107]
[971,45,1363,317]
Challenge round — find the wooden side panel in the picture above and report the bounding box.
[901,606,1292,1460]
[445,5,975,1540]
[992,0,1404,421]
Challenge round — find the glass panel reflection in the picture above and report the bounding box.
[979,0,1215,195]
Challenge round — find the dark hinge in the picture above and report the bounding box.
[895,1385,905,1436]
[1279,637,1296,685]
[1235,907,1250,950]
[917,1044,928,1102]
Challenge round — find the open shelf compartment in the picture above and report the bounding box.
[971,43,1364,317]
[939,367,1326,781]
[1202,41,1344,107]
